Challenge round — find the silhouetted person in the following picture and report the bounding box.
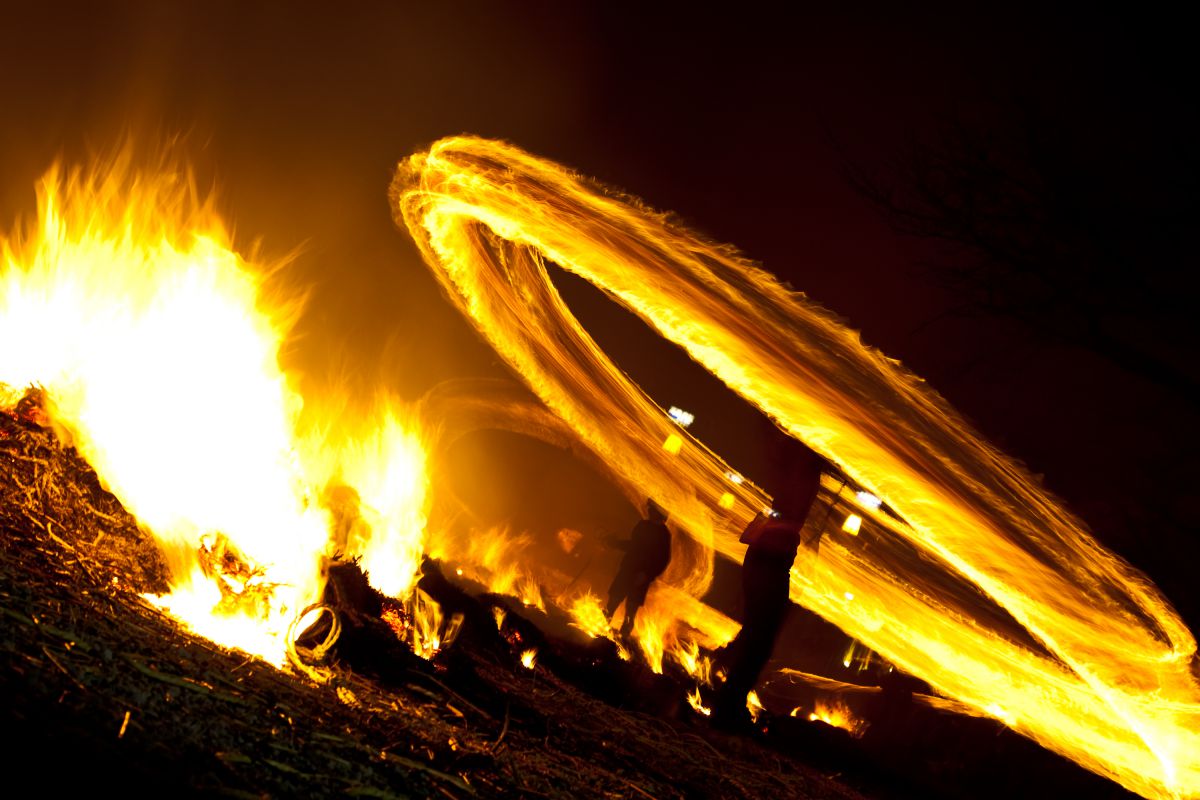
[605,499,672,637]
[714,435,826,729]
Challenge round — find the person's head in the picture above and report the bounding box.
[646,498,668,522]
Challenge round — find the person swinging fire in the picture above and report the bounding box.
[714,433,827,729]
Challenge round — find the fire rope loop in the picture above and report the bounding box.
[286,603,342,684]
[393,136,1200,800]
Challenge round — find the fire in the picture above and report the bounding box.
[672,639,714,686]
[409,587,463,660]
[746,690,765,723]
[0,150,432,666]
[632,612,669,674]
[687,687,712,717]
[431,526,546,611]
[394,136,1200,799]
[306,406,429,598]
[809,699,867,738]
[520,648,538,669]
[568,592,613,638]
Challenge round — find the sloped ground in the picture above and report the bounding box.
[0,401,867,799]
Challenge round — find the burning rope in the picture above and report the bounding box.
[392,136,1200,799]
[286,603,342,684]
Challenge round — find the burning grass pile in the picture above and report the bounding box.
[0,392,866,799]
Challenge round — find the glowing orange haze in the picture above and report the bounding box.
[394,136,1200,800]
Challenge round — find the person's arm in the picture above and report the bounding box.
[739,512,770,545]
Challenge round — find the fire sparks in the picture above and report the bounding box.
[394,136,1200,800]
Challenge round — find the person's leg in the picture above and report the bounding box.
[714,595,789,727]
[606,567,632,620]
[621,576,651,636]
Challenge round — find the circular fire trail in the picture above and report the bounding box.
[394,136,1200,799]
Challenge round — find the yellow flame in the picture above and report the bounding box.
[569,592,613,639]
[633,612,670,674]
[809,698,867,738]
[304,406,429,598]
[0,152,329,663]
[671,638,714,686]
[410,588,443,660]
[687,687,712,717]
[394,136,1200,799]
[747,690,765,723]
[0,150,432,667]
[520,648,537,669]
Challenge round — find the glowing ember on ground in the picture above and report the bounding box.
[395,136,1200,800]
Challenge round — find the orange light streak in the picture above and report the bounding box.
[393,136,1200,799]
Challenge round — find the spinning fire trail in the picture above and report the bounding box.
[394,136,1200,799]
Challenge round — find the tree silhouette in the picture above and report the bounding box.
[848,99,1199,405]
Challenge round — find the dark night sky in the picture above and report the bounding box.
[3,3,1196,622]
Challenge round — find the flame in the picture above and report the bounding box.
[687,687,712,717]
[520,648,537,669]
[394,136,1200,799]
[432,526,547,610]
[632,612,670,674]
[409,588,444,660]
[516,574,546,612]
[809,699,867,738]
[305,406,429,598]
[671,638,714,686]
[746,690,765,723]
[568,592,613,638]
[0,150,432,666]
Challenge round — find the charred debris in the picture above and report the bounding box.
[1,391,1131,798]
